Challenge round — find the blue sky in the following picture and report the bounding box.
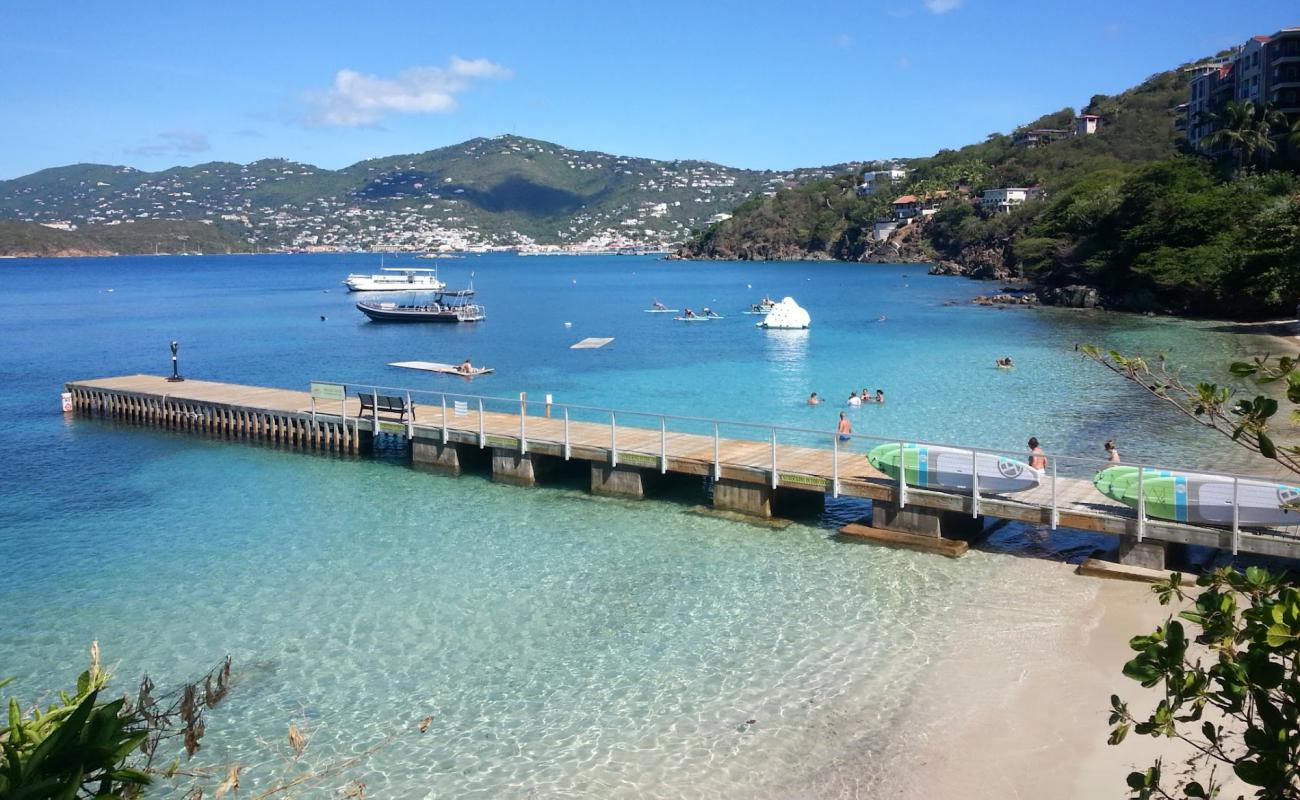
[0,1,1296,178]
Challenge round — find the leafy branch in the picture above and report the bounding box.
[1079,345,1300,476]
[1109,568,1300,799]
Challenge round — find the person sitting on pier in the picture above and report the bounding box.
[847,391,861,407]
[838,412,853,441]
[458,358,474,375]
[1028,437,1048,470]
[808,392,821,406]
[875,389,885,403]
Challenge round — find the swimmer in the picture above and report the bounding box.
[808,392,821,406]
[837,412,853,441]
[847,392,861,407]
[875,389,884,403]
[1104,439,1120,463]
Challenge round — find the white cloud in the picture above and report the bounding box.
[303,57,512,127]
[923,0,964,13]
[126,129,210,157]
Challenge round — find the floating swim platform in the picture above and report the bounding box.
[674,316,711,322]
[388,361,493,376]
[868,442,1042,494]
[644,308,679,313]
[570,337,614,349]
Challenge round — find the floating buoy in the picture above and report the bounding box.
[320,315,327,321]
[563,321,572,327]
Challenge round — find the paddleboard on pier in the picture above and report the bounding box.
[868,442,1042,493]
[1092,465,1300,527]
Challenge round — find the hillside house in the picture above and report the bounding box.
[856,168,908,197]
[1012,128,1069,148]
[978,187,1042,214]
[1074,114,1102,135]
[892,195,922,220]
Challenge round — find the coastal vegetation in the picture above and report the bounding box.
[681,63,1300,319]
[1109,568,1300,799]
[0,644,427,798]
[0,219,255,257]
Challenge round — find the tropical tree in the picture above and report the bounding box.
[1079,348,1300,477]
[2,644,428,799]
[1109,567,1300,799]
[1208,101,1287,171]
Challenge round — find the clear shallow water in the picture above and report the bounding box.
[0,254,1274,796]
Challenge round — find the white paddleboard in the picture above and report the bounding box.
[389,361,493,376]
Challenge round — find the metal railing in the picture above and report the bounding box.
[316,379,1300,545]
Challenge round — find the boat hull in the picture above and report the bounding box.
[356,303,483,323]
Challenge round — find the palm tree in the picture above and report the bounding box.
[1207,100,1277,170]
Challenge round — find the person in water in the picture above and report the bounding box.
[875,389,885,403]
[861,388,873,403]
[808,392,821,406]
[458,358,474,374]
[837,412,853,441]
[1104,439,1120,462]
[996,357,1014,368]
[847,391,861,407]
[1028,437,1048,470]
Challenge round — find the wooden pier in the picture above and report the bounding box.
[65,374,1300,568]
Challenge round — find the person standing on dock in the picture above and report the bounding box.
[1028,437,1048,470]
[838,412,853,441]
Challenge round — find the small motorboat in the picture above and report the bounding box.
[357,287,485,323]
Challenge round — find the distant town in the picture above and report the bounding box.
[0,136,857,255]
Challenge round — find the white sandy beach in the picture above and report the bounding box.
[863,556,1197,799]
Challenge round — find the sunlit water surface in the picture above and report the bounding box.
[0,254,1276,796]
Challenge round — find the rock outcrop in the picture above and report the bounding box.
[1039,284,1101,308]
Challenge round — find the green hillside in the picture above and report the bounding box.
[0,136,851,250]
[680,65,1300,317]
[0,219,254,257]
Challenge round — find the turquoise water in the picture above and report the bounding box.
[0,254,1273,796]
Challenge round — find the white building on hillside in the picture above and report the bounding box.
[978,187,1040,213]
[857,168,908,196]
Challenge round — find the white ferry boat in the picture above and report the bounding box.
[343,267,445,293]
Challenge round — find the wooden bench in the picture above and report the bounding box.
[357,392,412,421]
